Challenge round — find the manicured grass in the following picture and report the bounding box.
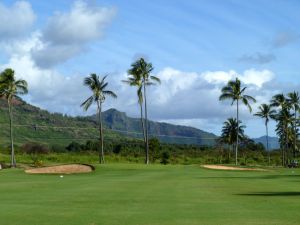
[0,164,299,225]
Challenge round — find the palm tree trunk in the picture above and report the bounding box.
[229,144,233,162]
[140,103,146,144]
[284,126,288,167]
[97,101,104,164]
[266,122,270,165]
[8,100,16,168]
[294,109,297,158]
[235,99,239,165]
[143,83,149,164]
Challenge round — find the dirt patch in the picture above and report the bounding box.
[25,164,94,174]
[202,165,266,171]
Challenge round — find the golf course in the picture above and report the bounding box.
[1,164,299,225]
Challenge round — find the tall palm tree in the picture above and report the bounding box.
[81,74,117,164]
[122,69,146,145]
[219,77,256,165]
[220,118,245,162]
[254,104,276,164]
[287,91,300,158]
[271,93,293,166]
[274,107,293,166]
[0,68,28,168]
[127,58,160,164]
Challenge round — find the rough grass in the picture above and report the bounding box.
[0,164,299,225]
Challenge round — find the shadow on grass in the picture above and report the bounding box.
[198,175,300,180]
[238,192,300,196]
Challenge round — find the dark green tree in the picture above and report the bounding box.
[149,138,160,162]
[220,117,245,162]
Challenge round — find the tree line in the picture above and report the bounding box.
[219,77,299,167]
[1,59,299,167]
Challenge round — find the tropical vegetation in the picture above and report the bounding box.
[124,58,160,164]
[219,77,256,165]
[81,74,117,164]
[0,68,28,167]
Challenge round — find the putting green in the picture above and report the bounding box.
[0,164,299,225]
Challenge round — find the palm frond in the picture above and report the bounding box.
[103,90,117,98]
[243,95,256,103]
[219,93,235,101]
[80,96,94,111]
[150,75,161,84]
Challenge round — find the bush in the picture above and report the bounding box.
[22,143,49,154]
[113,144,122,154]
[160,151,170,165]
[51,144,66,153]
[21,143,49,167]
[66,142,83,152]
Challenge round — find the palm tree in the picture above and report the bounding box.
[0,68,28,168]
[122,68,146,145]
[274,107,293,166]
[254,104,276,164]
[271,93,293,166]
[127,58,160,164]
[271,93,287,109]
[219,77,256,165]
[287,91,300,158]
[220,118,245,162]
[81,74,117,164]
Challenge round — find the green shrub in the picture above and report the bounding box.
[160,151,170,165]
[21,142,49,154]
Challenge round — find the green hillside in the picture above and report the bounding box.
[0,98,217,149]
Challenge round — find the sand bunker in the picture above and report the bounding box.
[202,165,266,171]
[25,164,94,174]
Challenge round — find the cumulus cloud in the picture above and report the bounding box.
[0,26,281,137]
[202,69,274,88]
[0,35,90,115]
[238,52,276,64]
[0,1,35,39]
[0,37,285,137]
[31,0,116,68]
[113,68,275,123]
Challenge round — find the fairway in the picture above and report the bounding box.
[1,164,299,225]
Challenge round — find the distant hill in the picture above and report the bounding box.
[86,108,217,145]
[0,98,217,148]
[253,136,279,150]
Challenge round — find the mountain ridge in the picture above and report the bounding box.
[253,136,279,150]
[0,98,217,146]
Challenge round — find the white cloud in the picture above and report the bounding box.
[0,1,35,39]
[154,67,198,104]
[240,69,274,88]
[31,0,116,68]
[0,35,89,115]
[44,0,116,44]
[0,42,286,137]
[203,69,274,88]
[203,70,236,84]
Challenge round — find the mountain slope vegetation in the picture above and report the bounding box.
[0,98,217,148]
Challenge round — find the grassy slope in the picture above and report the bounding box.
[0,98,130,148]
[0,164,299,225]
[0,98,217,148]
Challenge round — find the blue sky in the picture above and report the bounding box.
[0,0,300,138]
